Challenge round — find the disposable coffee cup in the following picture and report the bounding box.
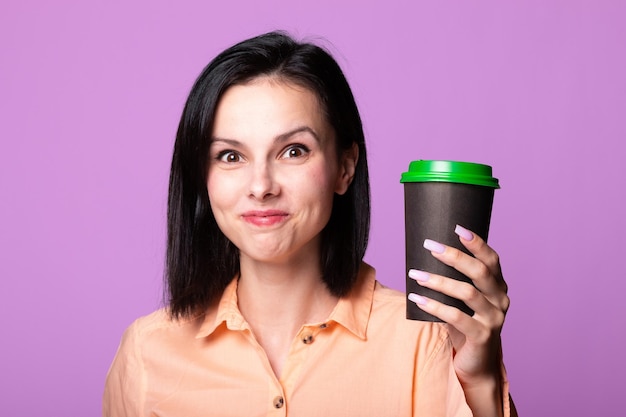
[401,160,500,322]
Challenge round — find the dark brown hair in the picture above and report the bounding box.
[166,31,370,318]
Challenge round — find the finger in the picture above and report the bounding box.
[408,293,489,342]
[423,237,508,307]
[454,225,506,290]
[408,269,500,319]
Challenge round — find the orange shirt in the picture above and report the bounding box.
[103,263,510,416]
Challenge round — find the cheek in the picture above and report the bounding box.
[320,159,342,193]
[303,163,339,208]
[206,174,218,204]
[207,171,236,209]
[306,163,335,190]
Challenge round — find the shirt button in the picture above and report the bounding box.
[273,396,284,409]
[302,333,314,344]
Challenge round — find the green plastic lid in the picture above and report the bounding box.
[400,160,500,188]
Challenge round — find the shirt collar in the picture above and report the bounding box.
[195,277,247,339]
[326,262,376,340]
[195,262,377,340]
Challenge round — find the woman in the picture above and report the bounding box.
[104,31,515,416]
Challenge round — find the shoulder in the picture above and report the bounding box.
[119,308,208,352]
[357,262,448,335]
[370,281,406,319]
[372,280,406,304]
[366,275,451,351]
[360,273,455,383]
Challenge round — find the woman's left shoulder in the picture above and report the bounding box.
[356,263,450,342]
[372,282,448,336]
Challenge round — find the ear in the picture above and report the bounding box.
[335,142,359,195]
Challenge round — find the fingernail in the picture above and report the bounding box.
[408,293,428,306]
[455,224,474,241]
[408,269,430,282]
[423,239,445,254]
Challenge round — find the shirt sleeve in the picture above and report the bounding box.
[102,321,145,417]
[413,330,512,417]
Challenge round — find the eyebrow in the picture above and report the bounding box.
[211,126,321,146]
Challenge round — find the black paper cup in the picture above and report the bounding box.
[401,160,500,321]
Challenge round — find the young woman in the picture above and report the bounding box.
[103,31,515,417]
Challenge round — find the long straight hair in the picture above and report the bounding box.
[166,31,370,318]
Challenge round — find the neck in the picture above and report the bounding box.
[235,251,339,378]
[236,253,337,330]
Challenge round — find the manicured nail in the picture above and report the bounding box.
[408,269,430,282]
[455,224,474,241]
[408,293,428,306]
[423,239,445,254]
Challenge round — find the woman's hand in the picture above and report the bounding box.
[408,225,510,417]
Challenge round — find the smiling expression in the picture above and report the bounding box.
[207,77,355,266]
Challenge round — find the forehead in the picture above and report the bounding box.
[212,77,328,138]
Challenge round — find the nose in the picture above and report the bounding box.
[248,162,279,200]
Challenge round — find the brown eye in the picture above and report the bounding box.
[281,145,309,159]
[218,151,241,163]
[288,148,303,158]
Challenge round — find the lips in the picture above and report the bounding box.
[241,210,289,226]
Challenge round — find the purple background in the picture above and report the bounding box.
[1,1,624,415]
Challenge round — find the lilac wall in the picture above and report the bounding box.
[1,1,624,415]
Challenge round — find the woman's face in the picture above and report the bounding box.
[207,78,356,265]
